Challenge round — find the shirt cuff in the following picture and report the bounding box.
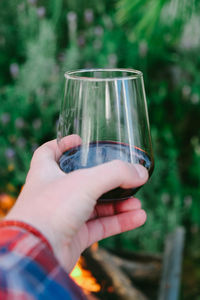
[0,219,53,252]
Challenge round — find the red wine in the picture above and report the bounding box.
[59,141,154,201]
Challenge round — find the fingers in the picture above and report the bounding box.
[56,135,82,161]
[86,209,147,247]
[31,135,82,166]
[73,160,148,201]
[89,197,142,220]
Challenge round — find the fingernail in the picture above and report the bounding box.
[134,164,148,179]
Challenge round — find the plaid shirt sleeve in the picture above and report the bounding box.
[0,220,87,300]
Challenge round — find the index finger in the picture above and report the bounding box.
[56,135,82,161]
[31,135,82,166]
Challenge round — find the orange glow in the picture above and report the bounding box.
[70,256,101,294]
[0,194,16,215]
[91,242,98,251]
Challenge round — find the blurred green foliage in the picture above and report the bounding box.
[0,0,200,253]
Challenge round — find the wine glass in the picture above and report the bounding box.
[57,68,154,201]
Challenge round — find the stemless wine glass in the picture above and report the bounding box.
[57,68,154,201]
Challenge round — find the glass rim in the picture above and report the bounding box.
[64,68,143,81]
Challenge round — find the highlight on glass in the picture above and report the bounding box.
[57,68,154,201]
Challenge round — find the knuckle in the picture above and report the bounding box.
[32,146,40,159]
[32,145,44,158]
[31,144,46,165]
[33,142,51,156]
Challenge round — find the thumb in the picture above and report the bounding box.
[67,159,149,202]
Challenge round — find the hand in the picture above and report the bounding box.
[6,135,148,272]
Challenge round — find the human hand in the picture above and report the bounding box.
[6,135,148,272]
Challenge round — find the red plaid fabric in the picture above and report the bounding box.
[0,220,86,300]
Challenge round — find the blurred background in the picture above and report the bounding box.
[0,0,200,298]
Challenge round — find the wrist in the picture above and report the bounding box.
[5,206,56,252]
[5,209,67,268]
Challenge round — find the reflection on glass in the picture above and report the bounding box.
[57,68,154,201]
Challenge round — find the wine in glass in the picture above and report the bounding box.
[57,68,154,201]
